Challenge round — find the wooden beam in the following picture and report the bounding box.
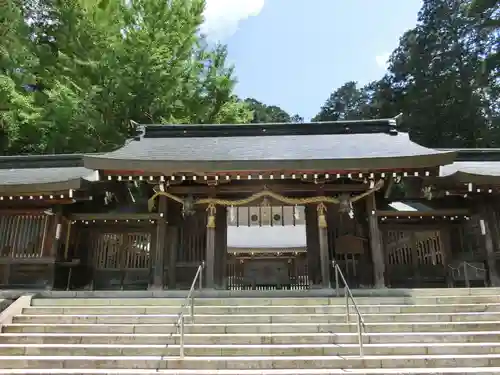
[366,194,385,288]
[0,199,75,206]
[383,178,395,199]
[482,208,500,286]
[69,213,161,221]
[214,207,228,288]
[151,196,167,289]
[166,182,369,195]
[206,206,216,289]
[316,204,330,288]
[0,257,56,265]
[0,209,46,215]
[50,206,63,258]
[305,205,321,286]
[376,209,469,217]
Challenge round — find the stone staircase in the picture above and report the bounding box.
[1,289,500,374]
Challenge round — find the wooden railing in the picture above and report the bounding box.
[0,214,51,258]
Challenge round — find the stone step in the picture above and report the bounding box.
[29,295,500,307]
[0,342,499,356]
[1,369,500,375]
[24,286,500,297]
[2,331,500,345]
[13,311,500,324]
[21,302,500,315]
[1,354,500,369]
[4,321,500,334]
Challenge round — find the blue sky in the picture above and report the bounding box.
[202,0,423,121]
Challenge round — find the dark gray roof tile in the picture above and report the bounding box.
[0,167,96,193]
[98,132,443,161]
[85,131,456,172]
[440,162,500,177]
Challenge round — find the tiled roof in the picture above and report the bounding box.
[441,162,500,177]
[84,120,456,171]
[438,149,500,182]
[0,154,96,192]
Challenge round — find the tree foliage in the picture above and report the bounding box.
[468,0,499,77]
[0,0,252,154]
[314,0,500,148]
[244,98,303,123]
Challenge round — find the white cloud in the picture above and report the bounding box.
[201,0,265,42]
[375,52,390,69]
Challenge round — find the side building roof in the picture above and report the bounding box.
[0,119,460,193]
[84,119,456,173]
[0,154,98,194]
[438,149,500,184]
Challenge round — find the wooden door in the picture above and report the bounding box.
[92,231,151,290]
[383,227,447,287]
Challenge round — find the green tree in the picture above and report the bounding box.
[312,80,400,122]
[389,0,495,147]
[312,82,365,122]
[1,0,252,155]
[0,0,41,153]
[244,98,303,123]
[314,0,499,148]
[468,0,499,78]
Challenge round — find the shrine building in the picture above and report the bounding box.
[0,118,498,290]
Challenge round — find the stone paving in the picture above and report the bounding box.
[0,288,500,374]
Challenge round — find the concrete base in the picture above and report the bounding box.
[1,286,500,300]
[1,290,500,373]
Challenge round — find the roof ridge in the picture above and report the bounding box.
[139,119,399,139]
[438,149,500,162]
[0,154,86,169]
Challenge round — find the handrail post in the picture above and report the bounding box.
[173,262,204,362]
[334,264,340,297]
[345,286,349,324]
[190,294,194,321]
[464,262,470,288]
[199,264,203,290]
[179,314,185,358]
[331,260,364,358]
[357,313,363,357]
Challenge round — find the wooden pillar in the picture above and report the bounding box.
[366,194,385,288]
[151,196,167,289]
[205,204,216,289]
[50,206,63,257]
[214,207,227,289]
[317,203,330,288]
[167,226,178,289]
[47,206,63,289]
[305,205,321,286]
[482,208,500,286]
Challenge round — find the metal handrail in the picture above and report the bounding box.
[176,261,205,358]
[448,260,486,287]
[331,260,366,357]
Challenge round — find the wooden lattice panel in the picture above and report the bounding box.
[93,232,151,270]
[178,210,206,264]
[385,229,444,267]
[0,215,49,259]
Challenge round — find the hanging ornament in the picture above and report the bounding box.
[182,195,195,216]
[338,194,355,220]
[348,205,355,220]
[230,206,236,224]
[294,205,300,220]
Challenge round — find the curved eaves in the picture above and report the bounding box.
[84,132,457,172]
[0,167,97,194]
